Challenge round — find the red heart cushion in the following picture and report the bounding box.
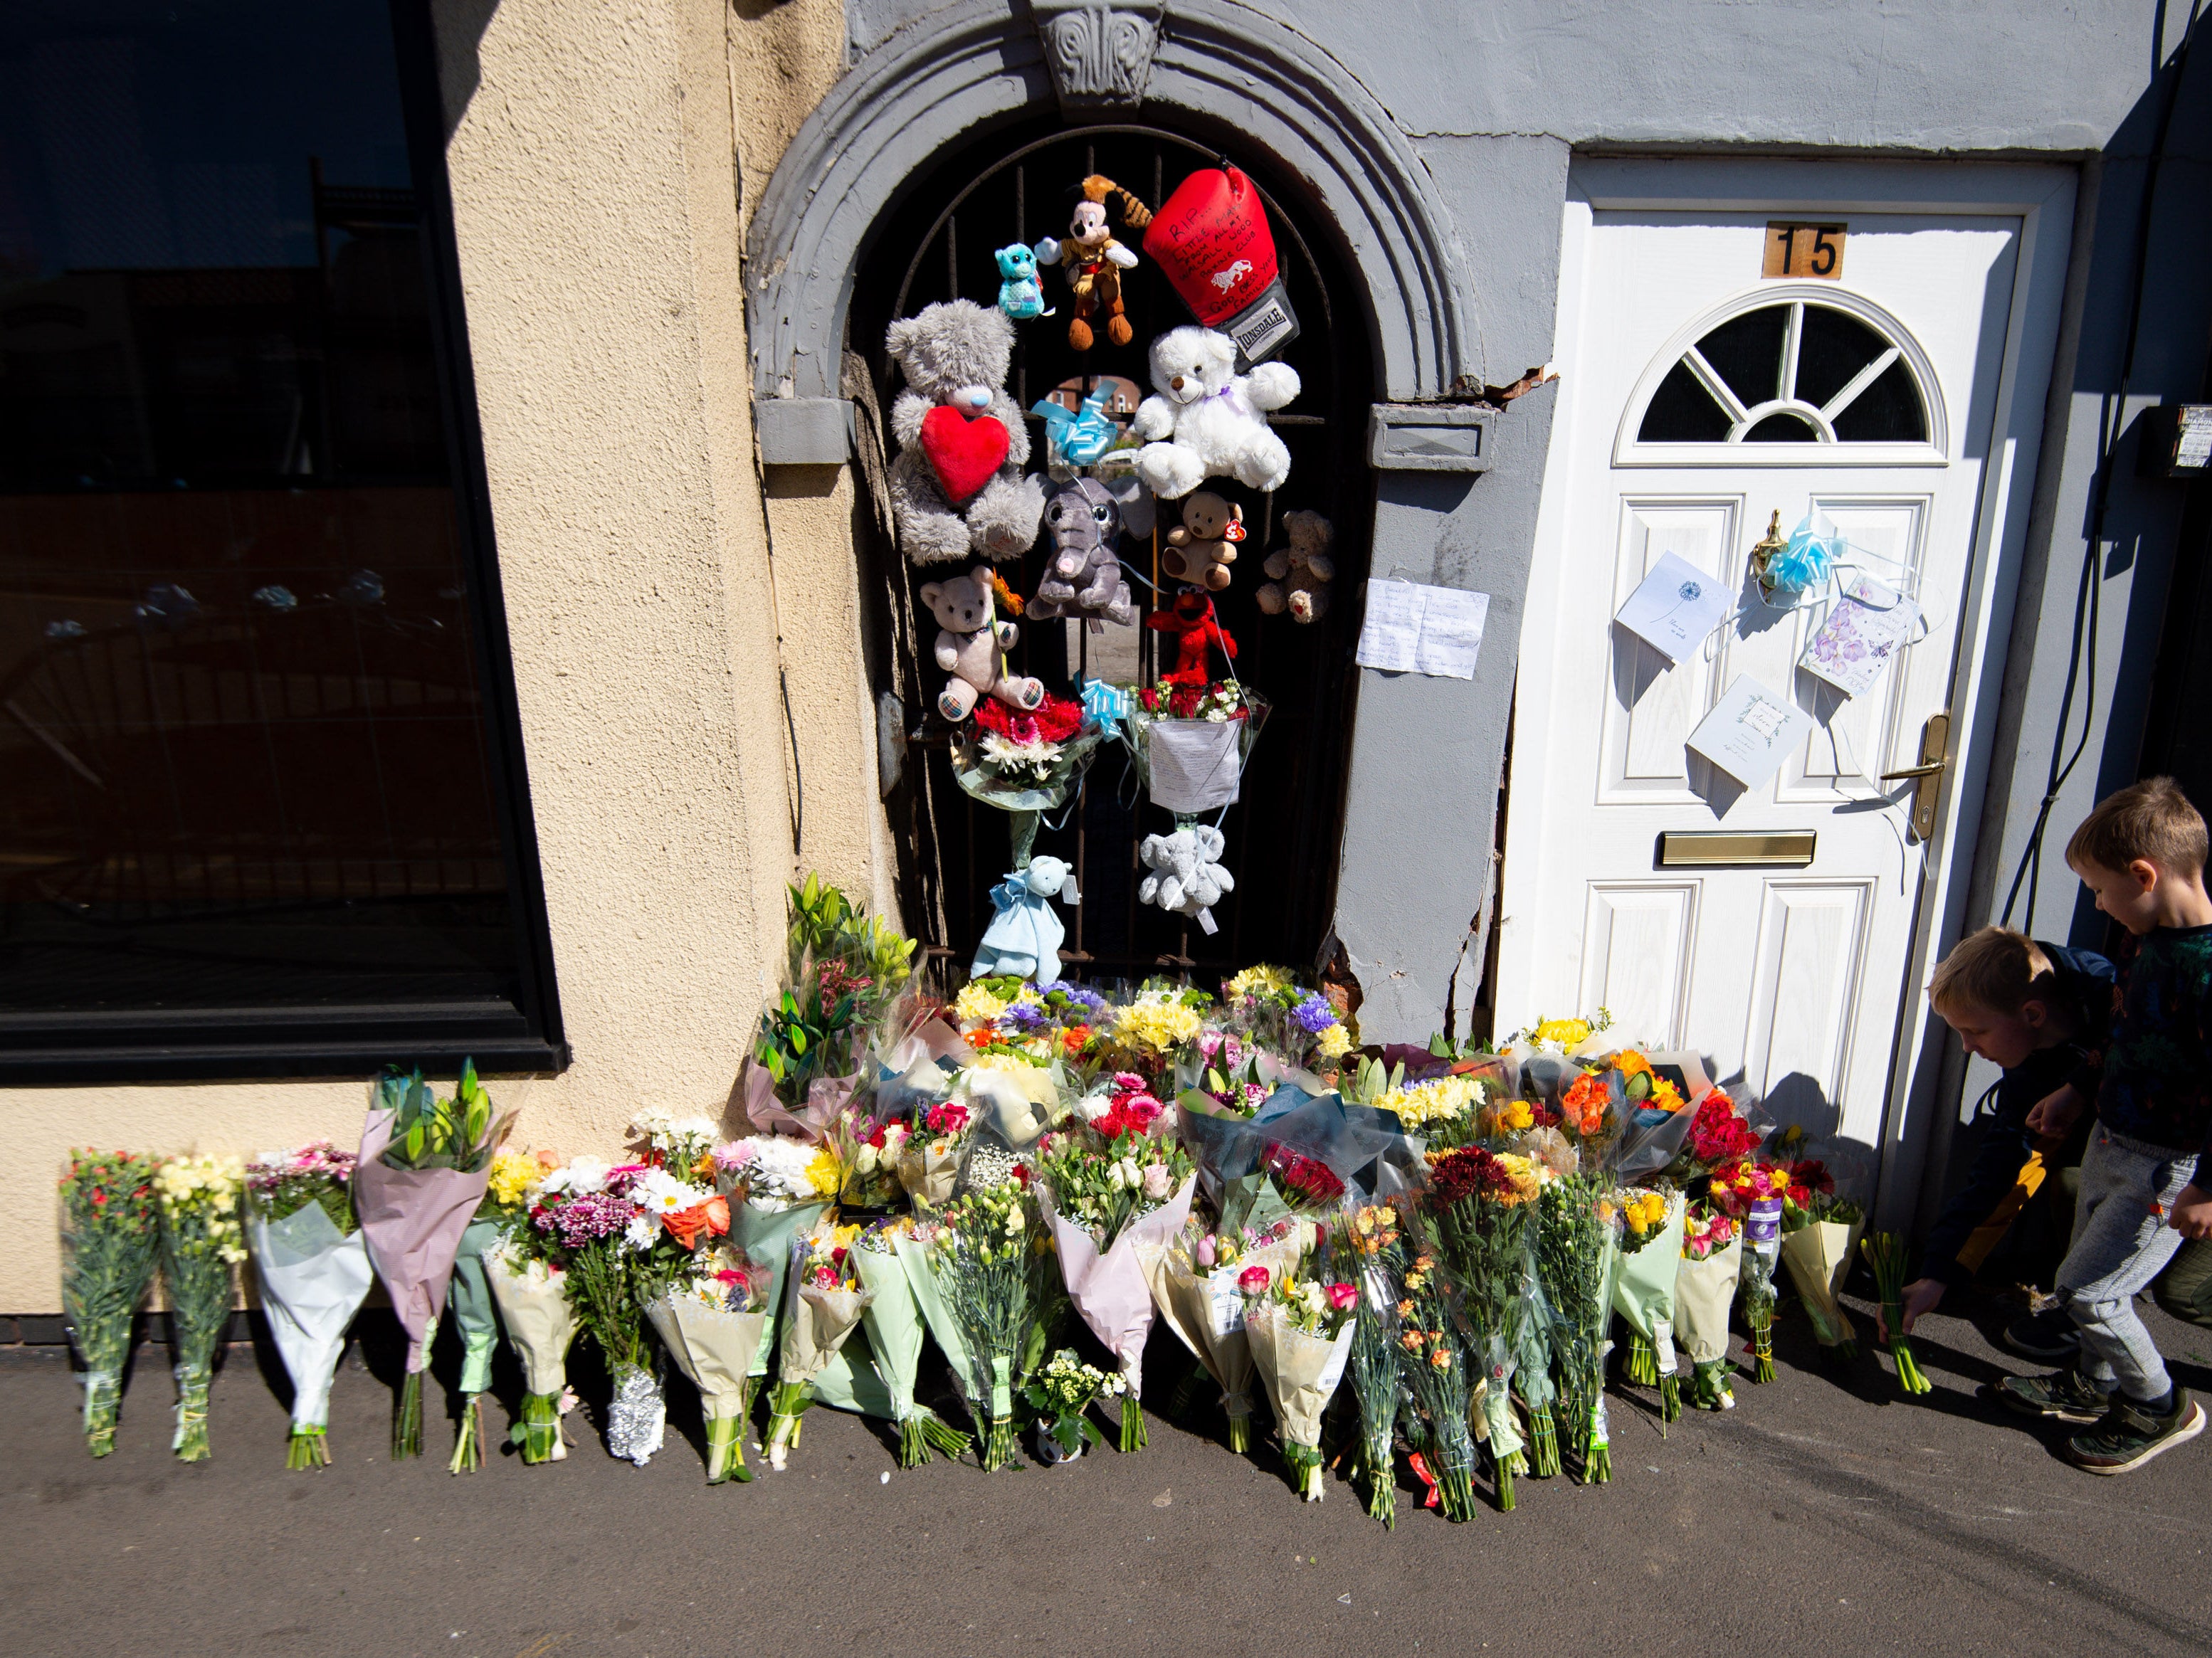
[920,406,1010,505]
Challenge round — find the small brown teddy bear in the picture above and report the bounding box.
[920,566,1045,722]
[1162,491,1245,591]
[1256,509,1334,622]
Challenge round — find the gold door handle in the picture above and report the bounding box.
[1885,712,1949,841]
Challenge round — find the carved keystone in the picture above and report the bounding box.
[1033,1,1164,110]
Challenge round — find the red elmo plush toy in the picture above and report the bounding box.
[1147,590,1238,687]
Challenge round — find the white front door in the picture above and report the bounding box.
[1501,162,2072,1165]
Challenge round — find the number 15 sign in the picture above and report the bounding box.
[1764,221,1846,279]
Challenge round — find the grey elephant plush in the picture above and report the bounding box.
[885,300,1048,565]
[1027,478,1136,627]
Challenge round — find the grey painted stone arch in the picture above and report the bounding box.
[743,0,1485,448]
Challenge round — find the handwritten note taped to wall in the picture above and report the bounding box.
[1356,580,1490,679]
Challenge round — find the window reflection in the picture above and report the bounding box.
[0,2,525,1020]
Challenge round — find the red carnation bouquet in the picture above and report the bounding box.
[1660,1088,1766,1186]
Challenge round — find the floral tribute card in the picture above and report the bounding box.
[1686,673,1812,788]
[1799,576,1922,698]
[1613,551,1733,663]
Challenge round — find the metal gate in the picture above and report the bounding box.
[849,118,1373,986]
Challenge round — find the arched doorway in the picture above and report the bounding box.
[848,116,1377,979]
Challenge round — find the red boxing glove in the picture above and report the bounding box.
[1143,165,1300,363]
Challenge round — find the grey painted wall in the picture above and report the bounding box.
[813,1,2205,1071]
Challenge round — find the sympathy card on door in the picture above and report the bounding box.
[1687,674,1812,788]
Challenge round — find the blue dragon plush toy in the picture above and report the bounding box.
[994,243,1050,322]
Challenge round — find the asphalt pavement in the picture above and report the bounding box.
[4,1284,2208,1658]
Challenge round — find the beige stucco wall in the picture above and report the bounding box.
[1,0,875,1313]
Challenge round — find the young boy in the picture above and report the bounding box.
[1891,928,2112,1348]
[1996,776,2212,1472]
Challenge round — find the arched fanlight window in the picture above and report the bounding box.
[1615,284,1947,466]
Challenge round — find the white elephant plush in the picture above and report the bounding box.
[1137,824,1234,931]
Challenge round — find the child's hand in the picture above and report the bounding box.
[2169,1183,2212,1240]
[1880,1277,1944,1341]
[2025,1082,2086,1136]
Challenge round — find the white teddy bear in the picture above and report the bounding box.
[1130,326,1300,500]
[1137,823,1236,931]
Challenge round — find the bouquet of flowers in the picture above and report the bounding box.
[1022,1348,1126,1463]
[952,692,1105,864]
[1776,1153,1866,1360]
[1658,1088,1764,1187]
[1139,1215,1307,1453]
[896,1099,972,1213]
[1675,1203,1742,1410]
[712,1133,838,1375]
[243,1141,372,1467]
[1423,1146,1544,1509]
[1038,1111,1195,1452]
[927,1183,1046,1469]
[1240,1251,1360,1501]
[354,1062,512,1457]
[1373,1071,1490,1142]
[533,1161,671,1465]
[849,1221,971,1467]
[1214,965,1357,1084]
[1334,1204,1407,1525]
[1394,1225,1481,1521]
[1512,1275,1562,1477]
[482,1226,574,1464]
[446,1145,543,1473]
[152,1155,246,1462]
[1862,1232,1932,1395]
[1121,680,1267,814]
[754,877,917,1112]
[1710,1159,1790,1383]
[766,1223,876,1468]
[1611,1186,1687,1422]
[646,1240,771,1482]
[1103,982,1209,1092]
[59,1150,161,1457]
[1536,1171,1623,1483]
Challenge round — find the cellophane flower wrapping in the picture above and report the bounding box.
[646,1243,769,1484]
[152,1154,246,1462]
[1394,1230,1480,1522]
[1536,1172,1622,1482]
[928,1184,1043,1470]
[58,1150,162,1458]
[1139,1219,1305,1453]
[244,1144,371,1466]
[1711,1161,1790,1383]
[1421,1146,1543,1506]
[483,1242,574,1463]
[1044,1174,1196,1452]
[1611,1187,1687,1417]
[1244,1297,1357,1501]
[767,1225,875,1467]
[1335,1204,1407,1525]
[850,1223,969,1466]
[1674,1227,1743,1410]
[714,1133,835,1375]
[354,1086,501,1457]
[1512,1277,1562,1477]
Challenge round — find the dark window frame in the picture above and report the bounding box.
[0,0,567,1082]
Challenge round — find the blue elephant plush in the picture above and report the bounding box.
[971,856,1080,978]
[995,243,1051,322]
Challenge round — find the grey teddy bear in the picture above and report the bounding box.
[885,300,1047,565]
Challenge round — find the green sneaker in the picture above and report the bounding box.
[1994,1367,2110,1425]
[2065,1392,2205,1474]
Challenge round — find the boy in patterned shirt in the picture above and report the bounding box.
[1997,776,2212,1472]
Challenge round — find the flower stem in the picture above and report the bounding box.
[1623,1329,1658,1386]
[1747,1310,1776,1384]
[514,1391,563,1464]
[1120,1394,1146,1453]
[172,1362,211,1463]
[1284,1442,1324,1501]
[447,1393,483,1474]
[392,1371,421,1460]
[1226,1406,1251,1455]
[83,1369,121,1459]
[920,1408,973,1461]
[706,1413,750,1483]
[1659,1371,1682,1425]
[981,1414,1016,1472]
[1525,1401,1561,1478]
[1491,1447,1516,1512]
[285,1425,329,1471]
[1359,1431,1396,1528]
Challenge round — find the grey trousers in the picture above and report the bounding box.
[2056,1126,2198,1401]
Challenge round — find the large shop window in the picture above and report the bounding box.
[852,123,1372,983]
[0,2,562,1079]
